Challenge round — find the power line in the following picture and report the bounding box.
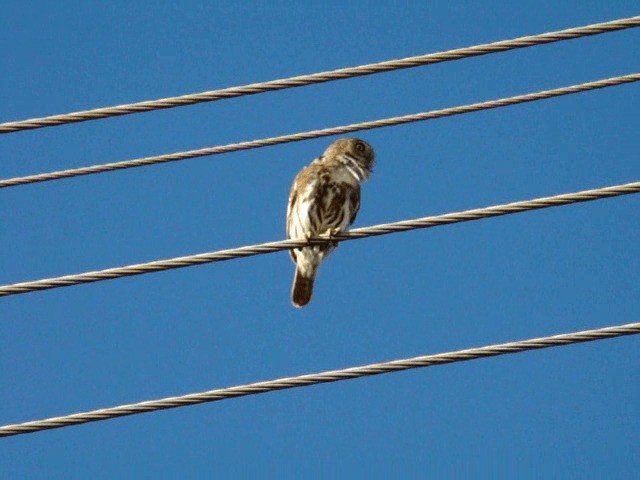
[2,73,638,189]
[1,181,638,298]
[2,321,638,438]
[1,16,637,134]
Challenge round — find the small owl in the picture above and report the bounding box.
[286,138,375,307]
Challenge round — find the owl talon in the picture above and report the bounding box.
[327,228,344,248]
[304,233,313,246]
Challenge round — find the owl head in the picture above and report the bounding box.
[325,138,375,173]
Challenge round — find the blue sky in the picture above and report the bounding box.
[1,1,638,478]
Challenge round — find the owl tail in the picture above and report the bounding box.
[291,267,315,308]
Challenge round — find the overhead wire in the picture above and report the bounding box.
[1,73,638,189]
[0,181,638,298]
[0,16,637,134]
[1,321,638,437]
[0,18,637,442]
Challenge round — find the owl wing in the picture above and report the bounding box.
[286,181,297,239]
[287,159,323,237]
[286,174,301,262]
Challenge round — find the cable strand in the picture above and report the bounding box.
[1,16,637,134]
[1,73,638,188]
[0,181,638,297]
[1,321,637,437]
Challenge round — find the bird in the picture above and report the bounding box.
[286,138,375,307]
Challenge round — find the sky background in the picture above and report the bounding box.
[1,1,638,478]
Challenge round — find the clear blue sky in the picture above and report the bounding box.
[1,1,638,478]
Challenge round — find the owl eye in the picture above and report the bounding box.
[355,142,366,152]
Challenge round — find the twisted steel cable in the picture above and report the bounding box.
[1,73,638,189]
[1,321,638,437]
[1,16,638,134]
[1,181,638,298]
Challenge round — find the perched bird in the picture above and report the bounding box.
[286,138,375,307]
